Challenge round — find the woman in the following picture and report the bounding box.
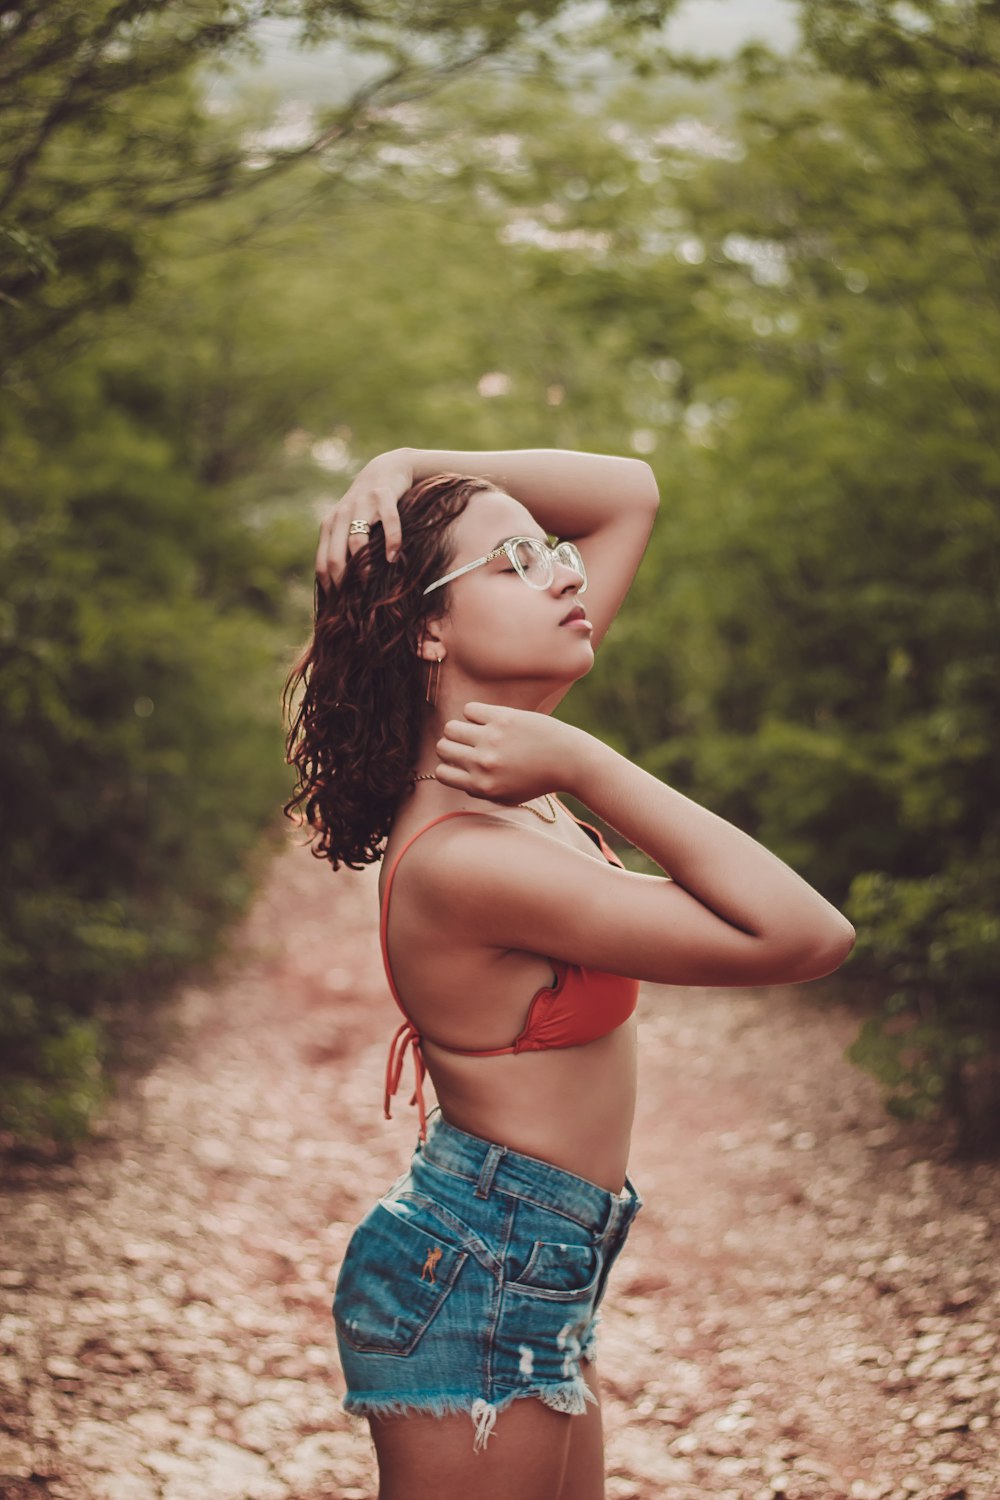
[284,445,856,1500]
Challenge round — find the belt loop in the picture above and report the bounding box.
[474,1143,506,1199]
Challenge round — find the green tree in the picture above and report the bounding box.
[425,3,1000,1143]
[0,0,682,1144]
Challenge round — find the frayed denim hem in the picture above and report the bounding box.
[580,1310,602,1364]
[343,1377,598,1452]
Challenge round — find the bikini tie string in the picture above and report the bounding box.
[384,1020,429,1140]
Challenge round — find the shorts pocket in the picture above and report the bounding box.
[504,1237,601,1301]
[333,1201,468,1355]
[391,1190,502,1277]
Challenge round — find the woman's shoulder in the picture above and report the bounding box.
[383,796,608,884]
[381,798,604,902]
[379,802,513,896]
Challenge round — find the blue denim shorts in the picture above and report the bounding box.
[332,1109,643,1451]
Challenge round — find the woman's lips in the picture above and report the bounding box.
[560,617,593,630]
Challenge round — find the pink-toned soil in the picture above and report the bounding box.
[1,834,997,1500]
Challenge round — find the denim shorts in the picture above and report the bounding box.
[332,1108,643,1451]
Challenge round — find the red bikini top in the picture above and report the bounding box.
[380,797,641,1140]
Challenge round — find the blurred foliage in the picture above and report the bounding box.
[456,0,998,1143]
[0,322,301,1139]
[2,0,997,1147]
[2,0,681,1143]
[328,0,998,1141]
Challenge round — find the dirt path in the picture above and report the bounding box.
[1,835,997,1500]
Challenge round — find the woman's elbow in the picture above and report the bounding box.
[637,460,660,506]
[785,921,856,982]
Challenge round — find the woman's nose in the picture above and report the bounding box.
[553,563,585,593]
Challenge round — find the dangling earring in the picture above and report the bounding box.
[425,654,443,707]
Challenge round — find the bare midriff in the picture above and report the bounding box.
[422,1021,637,1194]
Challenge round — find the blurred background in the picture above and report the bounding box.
[2,0,998,1153]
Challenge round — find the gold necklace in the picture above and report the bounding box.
[411,773,558,823]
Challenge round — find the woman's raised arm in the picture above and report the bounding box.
[425,707,856,988]
[403,445,659,536]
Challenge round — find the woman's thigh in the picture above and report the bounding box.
[558,1357,605,1500]
[370,1396,575,1500]
[369,1360,606,1500]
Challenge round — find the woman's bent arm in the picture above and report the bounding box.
[569,734,855,970]
[416,728,855,990]
[402,446,659,536]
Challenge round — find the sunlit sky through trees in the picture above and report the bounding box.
[202,0,802,107]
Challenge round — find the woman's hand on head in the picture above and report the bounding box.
[434,702,586,806]
[315,448,413,590]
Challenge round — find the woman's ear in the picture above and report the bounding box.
[417,633,445,664]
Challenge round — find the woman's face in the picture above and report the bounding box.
[431,490,594,700]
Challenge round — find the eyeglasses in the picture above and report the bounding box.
[422,536,588,596]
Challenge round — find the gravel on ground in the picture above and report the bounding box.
[1,835,997,1500]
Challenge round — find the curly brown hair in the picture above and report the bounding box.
[283,472,497,870]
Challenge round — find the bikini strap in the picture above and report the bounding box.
[381,810,489,1142]
[380,810,488,1020]
[553,794,624,868]
[384,1021,429,1139]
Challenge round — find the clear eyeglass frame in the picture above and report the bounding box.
[421,536,588,596]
